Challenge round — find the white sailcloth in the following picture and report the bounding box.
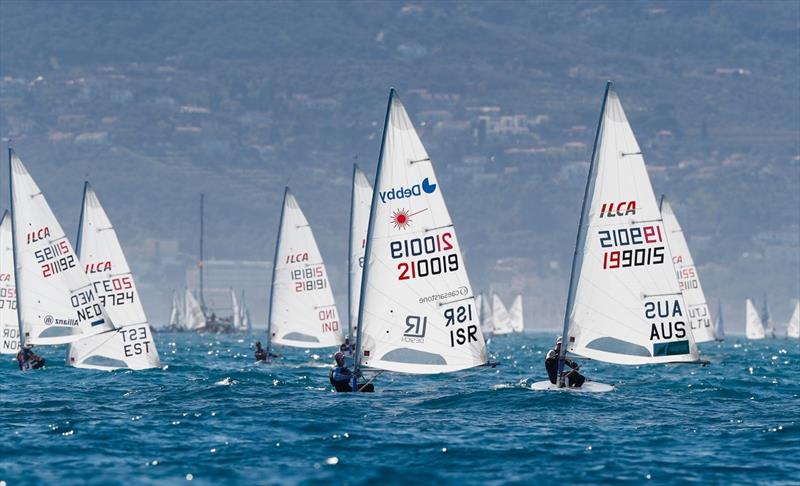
[0,212,21,354]
[509,295,524,333]
[67,183,161,370]
[231,288,242,330]
[240,290,251,332]
[348,164,373,341]
[562,84,700,365]
[492,294,513,335]
[355,90,487,374]
[660,197,715,343]
[713,300,725,341]
[745,299,765,339]
[10,151,114,345]
[184,289,206,330]
[169,289,183,328]
[787,300,800,339]
[268,188,343,349]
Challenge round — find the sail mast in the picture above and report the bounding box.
[353,89,395,386]
[75,181,89,256]
[266,186,289,358]
[8,147,25,346]
[556,81,611,387]
[199,193,205,313]
[346,164,358,347]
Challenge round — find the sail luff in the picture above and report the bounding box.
[354,90,395,376]
[557,82,611,384]
[266,187,289,356]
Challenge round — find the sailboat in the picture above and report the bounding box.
[352,88,488,385]
[231,288,242,330]
[266,187,343,356]
[713,300,725,341]
[240,289,252,332]
[491,294,513,335]
[787,300,799,339]
[660,196,716,342]
[168,289,183,329]
[533,83,704,393]
[347,164,373,350]
[0,212,20,355]
[745,298,766,339]
[67,182,161,370]
[509,295,524,333]
[10,149,113,346]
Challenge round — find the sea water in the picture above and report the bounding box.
[1,333,798,485]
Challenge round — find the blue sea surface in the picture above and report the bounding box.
[1,333,798,485]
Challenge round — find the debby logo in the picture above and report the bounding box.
[379,178,437,204]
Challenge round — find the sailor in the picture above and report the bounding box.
[545,337,585,387]
[339,337,353,354]
[254,341,268,361]
[17,345,45,371]
[329,351,374,393]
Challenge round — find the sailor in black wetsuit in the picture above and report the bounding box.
[545,337,585,387]
[329,352,374,393]
[17,346,45,371]
[255,341,268,362]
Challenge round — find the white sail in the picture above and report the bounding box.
[240,289,251,332]
[10,150,114,345]
[184,289,206,330]
[492,294,513,335]
[268,188,343,349]
[561,84,700,365]
[660,197,715,343]
[0,212,21,355]
[787,300,800,339]
[348,164,373,341]
[354,90,487,374]
[169,290,183,328]
[231,288,242,330]
[67,183,161,370]
[713,300,725,341]
[745,299,765,339]
[509,295,524,333]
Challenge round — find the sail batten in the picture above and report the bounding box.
[354,90,487,375]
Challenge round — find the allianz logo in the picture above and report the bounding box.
[379,177,437,204]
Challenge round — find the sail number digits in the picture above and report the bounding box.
[91,276,135,306]
[34,239,77,278]
[390,231,459,281]
[291,266,328,292]
[599,225,665,270]
[120,325,154,357]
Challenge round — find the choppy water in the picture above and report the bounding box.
[1,333,798,485]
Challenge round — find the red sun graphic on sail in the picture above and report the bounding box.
[391,208,412,229]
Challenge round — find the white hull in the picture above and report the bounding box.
[530,380,614,393]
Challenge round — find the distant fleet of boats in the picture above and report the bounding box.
[2,83,798,382]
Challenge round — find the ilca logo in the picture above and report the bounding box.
[379,177,437,204]
[402,315,427,343]
[390,207,429,230]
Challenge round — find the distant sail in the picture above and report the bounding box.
[713,300,725,341]
[509,295,524,333]
[184,289,206,330]
[240,289,251,332]
[267,187,343,349]
[67,183,161,370]
[354,90,487,374]
[0,212,20,355]
[492,294,513,335]
[169,290,183,328]
[787,300,800,339]
[560,84,700,365]
[660,197,714,343]
[10,150,113,345]
[231,288,242,330]
[348,164,373,342]
[745,298,765,340]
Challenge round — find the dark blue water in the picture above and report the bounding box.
[1,333,798,485]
